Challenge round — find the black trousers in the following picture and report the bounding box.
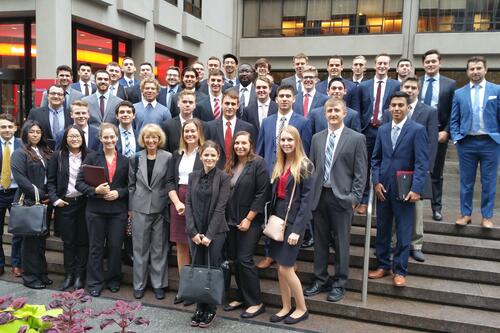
[55,197,88,278]
[313,188,353,288]
[431,141,448,213]
[226,222,262,306]
[86,210,127,291]
[189,233,226,313]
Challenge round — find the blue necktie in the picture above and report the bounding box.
[323,133,335,184]
[472,84,481,132]
[124,130,132,158]
[391,125,400,149]
[423,78,435,106]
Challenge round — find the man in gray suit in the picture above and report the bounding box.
[41,65,84,112]
[83,70,123,127]
[304,98,367,302]
[280,53,309,94]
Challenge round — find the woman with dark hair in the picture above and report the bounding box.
[184,140,230,328]
[47,125,88,291]
[11,120,53,289]
[222,131,269,318]
[76,123,129,297]
[167,118,204,305]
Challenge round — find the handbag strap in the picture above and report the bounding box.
[283,180,297,226]
[17,184,40,206]
[189,244,212,271]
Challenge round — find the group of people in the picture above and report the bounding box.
[0,48,498,328]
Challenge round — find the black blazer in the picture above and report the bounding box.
[166,150,203,193]
[47,150,88,204]
[125,85,141,104]
[226,157,270,225]
[27,106,73,148]
[242,100,278,134]
[419,75,456,132]
[11,147,50,203]
[75,150,129,214]
[185,168,230,240]
[162,117,182,153]
[270,160,314,234]
[115,84,128,101]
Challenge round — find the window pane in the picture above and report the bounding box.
[260,0,282,36]
[243,0,259,37]
[283,0,306,17]
[307,0,331,21]
[0,23,25,69]
[76,29,113,70]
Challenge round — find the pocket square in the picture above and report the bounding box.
[488,96,497,100]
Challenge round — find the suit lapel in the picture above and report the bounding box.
[138,151,149,188]
[233,161,251,191]
[412,103,424,122]
[150,151,165,186]
[393,120,411,152]
[209,170,220,217]
[216,119,225,156]
[317,131,328,172]
[331,129,349,167]
[104,95,115,120]
[483,82,492,109]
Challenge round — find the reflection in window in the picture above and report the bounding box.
[76,30,113,70]
[155,49,188,86]
[184,0,202,18]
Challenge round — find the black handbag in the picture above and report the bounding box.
[178,247,225,305]
[8,185,48,236]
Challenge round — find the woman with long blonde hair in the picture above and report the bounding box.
[268,125,314,325]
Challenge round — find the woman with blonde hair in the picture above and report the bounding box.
[268,125,314,325]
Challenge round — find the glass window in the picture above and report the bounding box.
[76,29,113,70]
[184,0,202,18]
[243,0,259,37]
[155,49,188,86]
[0,23,25,69]
[165,0,178,5]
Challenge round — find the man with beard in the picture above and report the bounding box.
[84,70,123,127]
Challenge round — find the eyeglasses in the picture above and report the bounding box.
[49,92,64,96]
[67,135,82,139]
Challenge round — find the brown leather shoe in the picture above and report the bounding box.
[256,257,275,269]
[12,267,22,277]
[356,204,368,215]
[368,268,391,279]
[456,215,472,226]
[481,218,494,229]
[393,274,406,287]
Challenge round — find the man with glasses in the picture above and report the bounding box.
[292,66,328,117]
[41,65,84,112]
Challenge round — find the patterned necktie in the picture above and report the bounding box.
[225,121,232,161]
[240,87,247,107]
[276,116,286,149]
[213,97,221,119]
[52,109,60,138]
[372,81,383,126]
[124,130,132,157]
[323,133,335,184]
[472,83,481,132]
[84,83,90,96]
[391,125,400,149]
[423,78,435,106]
[1,141,11,189]
[228,80,234,86]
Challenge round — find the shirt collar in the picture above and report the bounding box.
[375,76,388,84]
[69,151,82,158]
[258,98,270,107]
[328,124,345,137]
[0,137,12,145]
[424,73,440,81]
[392,115,408,129]
[470,79,486,88]
[98,90,110,99]
[142,99,158,108]
[278,109,293,122]
[223,116,237,128]
[48,105,64,113]
[240,82,252,92]
[119,125,133,135]
[304,88,316,97]
[79,80,90,86]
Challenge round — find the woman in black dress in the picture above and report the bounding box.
[268,126,314,325]
[184,140,230,328]
[223,131,269,318]
[11,120,53,289]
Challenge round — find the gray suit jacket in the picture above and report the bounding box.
[41,87,85,112]
[83,92,123,127]
[128,149,172,215]
[309,127,367,210]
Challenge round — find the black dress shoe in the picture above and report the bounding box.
[74,277,85,290]
[41,277,53,286]
[300,237,315,249]
[24,282,46,289]
[270,308,295,323]
[304,281,332,296]
[284,311,309,325]
[153,288,165,300]
[89,289,101,297]
[133,289,145,299]
[59,275,74,291]
[223,301,244,311]
[410,249,426,262]
[327,287,345,302]
[108,285,120,293]
[199,311,216,328]
[183,300,195,306]
[433,211,443,221]
[190,310,204,327]
[173,295,183,304]
[241,305,266,319]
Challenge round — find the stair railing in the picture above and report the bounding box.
[361,179,375,306]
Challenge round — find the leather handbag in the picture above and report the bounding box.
[263,180,297,242]
[8,185,48,236]
[178,247,225,305]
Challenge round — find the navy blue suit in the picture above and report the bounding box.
[308,105,361,134]
[371,119,429,276]
[316,78,359,111]
[256,112,312,175]
[241,100,278,135]
[54,126,101,152]
[292,91,329,116]
[118,77,139,88]
[71,82,97,96]
[450,81,500,218]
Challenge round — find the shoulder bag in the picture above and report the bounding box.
[263,180,297,242]
[8,185,48,236]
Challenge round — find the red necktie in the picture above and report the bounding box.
[303,93,310,117]
[372,81,382,126]
[99,95,105,117]
[214,98,221,119]
[225,121,232,161]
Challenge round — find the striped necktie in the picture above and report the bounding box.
[323,133,335,184]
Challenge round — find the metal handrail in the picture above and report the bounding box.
[361,179,375,306]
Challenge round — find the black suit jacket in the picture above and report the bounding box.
[27,106,73,148]
[166,150,203,194]
[197,80,232,96]
[47,149,89,203]
[419,75,456,132]
[161,116,182,153]
[242,100,278,134]
[204,118,256,169]
[226,157,270,225]
[75,150,129,214]
[11,148,49,203]
[115,84,128,101]
[125,85,141,104]
[194,97,217,122]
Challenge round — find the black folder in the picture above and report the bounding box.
[396,171,432,201]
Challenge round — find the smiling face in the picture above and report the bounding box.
[208,74,224,95]
[201,146,219,171]
[100,127,117,150]
[223,57,237,76]
[233,133,251,159]
[328,80,346,98]
[279,130,296,156]
[301,70,316,93]
[327,58,343,78]
[166,68,180,87]
[71,105,90,127]
[389,96,409,124]
[47,86,65,109]
[0,119,16,141]
[238,64,254,86]
[375,55,390,78]
[178,94,196,118]
[183,122,199,148]
[139,64,153,80]
[106,65,122,84]
[325,103,347,130]
[66,128,83,150]
[116,106,135,127]
[144,133,160,151]
[182,70,198,90]
[27,125,42,146]
[255,78,270,102]
[95,72,110,93]
[56,70,72,88]
[222,95,239,120]
[142,82,159,102]
[293,57,307,77]
[467,60,487,84]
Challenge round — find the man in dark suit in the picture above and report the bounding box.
[40,65,84,112]
[254,58,279,100]
[292,66,329,117]
[419,49,456,221]
[55,100,101,152]
[316,56,359,111]
[369,92,429,287]
[29,84,73,150]
[162,66,181,113]
[162,90,197,153]
[70,63,96,96]
[383,76,438,262]
[107,62,128,100]
[83,70,123,127]
[281,53,308,95]
[126,62,154,104]
[304,98,367,302]
[197,57,233,95]
[309,78,361,134]
[234,63,257,115]
[204,89,256,169]
[242,76,278,136]
[450,56,500,229]
[396,58,413,83]
[356,53,401,214]
[351,55,368,85]
[196,69,226,122]
[118,57,140,88]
